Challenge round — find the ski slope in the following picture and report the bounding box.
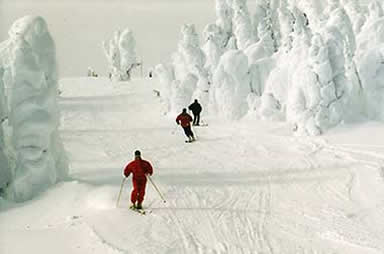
[1,77,384,253]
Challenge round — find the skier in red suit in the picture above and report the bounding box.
[176,108,195,142]
[124,150,153,209]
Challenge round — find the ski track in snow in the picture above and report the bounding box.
[1,77,384,254]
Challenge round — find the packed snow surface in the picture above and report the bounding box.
[1,77,384,253]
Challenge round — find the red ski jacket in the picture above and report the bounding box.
[176,113,193,128]
[124,159,153,180]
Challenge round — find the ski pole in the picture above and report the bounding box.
[147,175,167,203]
[116,177,127,208]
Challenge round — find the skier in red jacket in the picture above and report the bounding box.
[123,150,153,209]
[176,108,195,142]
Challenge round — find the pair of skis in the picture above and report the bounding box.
[116,175,166,216]
[129,206,148,215]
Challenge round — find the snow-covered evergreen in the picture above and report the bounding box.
[216,0,233,48]
[103,28,137,81]
[0,16,68,201]
[210,50,251,119]
[232,0,255,50]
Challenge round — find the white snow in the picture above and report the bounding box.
[1,77,384,253]
[2,0,384,253]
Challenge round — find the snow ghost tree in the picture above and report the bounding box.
[0,66,11,194]
[356,9,384,121]
[103,28,138,81]
[173,24,206,80]
[257,6,312,121]
[245,18,276,63]
[366,0,384,25]
[232,0,255,50]
[119,29,137,81]
[103,30,120,80]
[0,16,68,201]
[252,0,267,42]
[210,50,251,120]
[170,74,198,115]
[202,24,224,82]
[278,3,295,53]
[155,63,175,113]
[216,0,233,47]
[288,34,344,136]
[171,24,207,113]
[342,0,366,34]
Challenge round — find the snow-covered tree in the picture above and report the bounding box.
[254,0,281,51]
[216,0,233,48]
[342,0,367,34]
[119,29,137,81]
[170,74,198,115]
[278,2,295,53]
[232,0,255,50]
[168,24,208,113]
[288,34,344,135]
[0,66,11,194]
[0,16,68,201]
[103,31,121,81]
[155,63,175,113]
[202,24,224,82]
[355,5,384,121]
[210,50,251,119]
[245,18,276,64]
[365,0,384,25]
[252,0,268,42]
[173,24,206,81]
[103,28,137,81]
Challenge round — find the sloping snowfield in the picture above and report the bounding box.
[1,77,384,253]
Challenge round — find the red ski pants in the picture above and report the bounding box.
[131,178,147,204]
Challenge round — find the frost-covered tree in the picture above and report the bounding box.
[210,50,251,119]
[155,63,175,113]
[103,30,121,81]
[288,34,344,135]
[342,0,367,34]
[252,0,268,42]
[103,28,137,81]
[0,16,68,201]
[278,2,295,52]
[170,24,208,113]
[245,18,276,64]
[355,5,384,121]
[232,0,255,50]
[170,74,198,115]
[0,66,11,194]
[365,0,384,25]
[173,24,206,81]
[119,29,137,81]
[202,24,224,81]
[253,0,280,52]
[216,0,233,47]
